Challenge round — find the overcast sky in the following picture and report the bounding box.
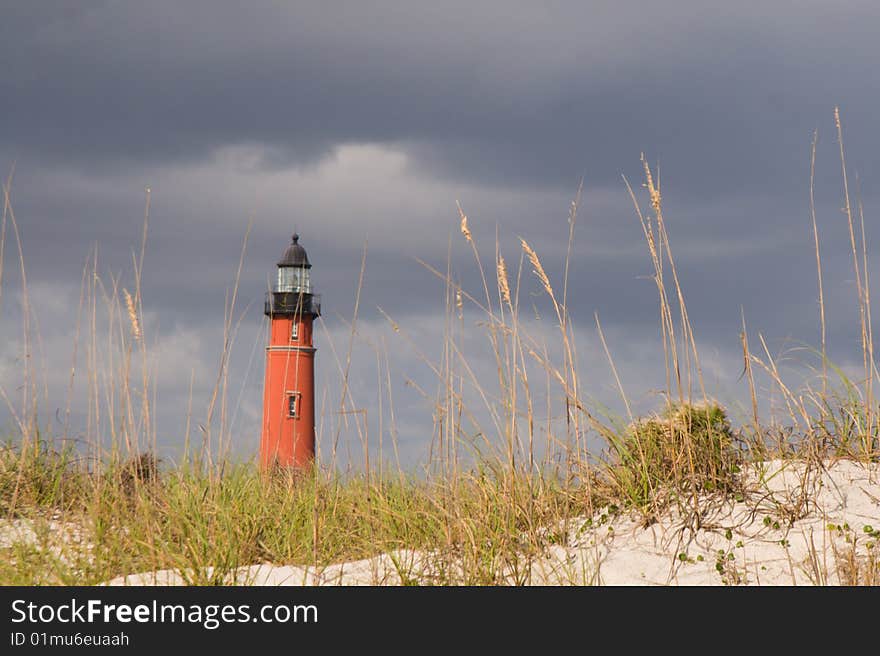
[2,1,879,470]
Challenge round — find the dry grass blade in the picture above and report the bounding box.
[809,129,827,398]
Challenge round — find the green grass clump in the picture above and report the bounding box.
[0,441,91,517]
[603,401,741,513]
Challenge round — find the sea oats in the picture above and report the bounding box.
[641,154,661,213]
[123,289,141,342]
[497,255,511,308]
[457,202,472,243]
[520,238,553,298]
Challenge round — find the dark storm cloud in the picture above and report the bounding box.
[3,1,878,194]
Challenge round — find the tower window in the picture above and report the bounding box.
[287,392,301,418]
[291,321,298,341]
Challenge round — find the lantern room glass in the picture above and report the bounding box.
[277,266,311,293]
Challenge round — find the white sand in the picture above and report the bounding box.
[1,513,90,568]
[98,458,879,586]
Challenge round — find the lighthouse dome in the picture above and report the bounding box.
[278,233,311,268]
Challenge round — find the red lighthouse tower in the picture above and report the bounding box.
[260,233,321,470]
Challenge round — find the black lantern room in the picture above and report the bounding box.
[265,234,321,317]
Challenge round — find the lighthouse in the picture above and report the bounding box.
[260,233,321,470]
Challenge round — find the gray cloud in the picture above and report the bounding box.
[3,2,878,190]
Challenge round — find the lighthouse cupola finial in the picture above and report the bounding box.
[278,232,310,269]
